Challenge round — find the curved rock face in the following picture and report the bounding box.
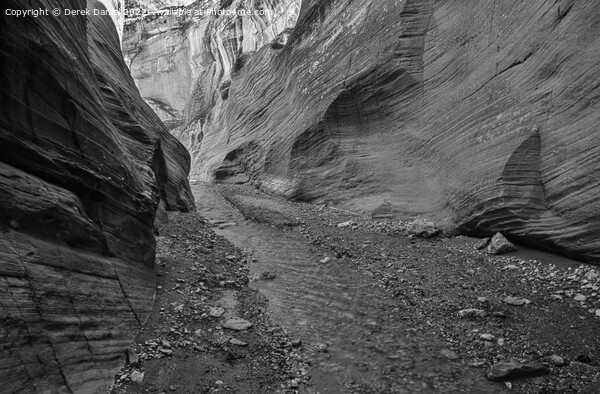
[0,0,193,392]
[123,0,300,134]
[126,0,600,263]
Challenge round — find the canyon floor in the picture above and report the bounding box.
[113,183,600,394]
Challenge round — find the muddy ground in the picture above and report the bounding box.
[113,183,600,393]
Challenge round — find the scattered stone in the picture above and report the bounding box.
[486,361,550,381]
[477,297,488,303]
[458,308,487,318]
[503,296,531,306]
[209,307,225,317]
[337,221,354,228]
[467,359,486,368]
[290,379,300,388]
[291,339,302,347]
[229,338,248,346]
[316,343,328,353]
[215,380,224,385]
[222,318,253,331]
[259,271,277,280]
[159,348,173,356]
[479,334,495,342]
[576,355,592,363]
[596,309,600,317]
[497,338,505,346]
[503,264,519,270]
[550,355,567,366]
[474,237,490,250]
[127,348,139,367]
[406,218,439,238]
[130,370,144,383]
[574,294,587,302]
[485,233,516,255]
[161,339,171,348]
[319,257,331,264]
[440,348,460,360]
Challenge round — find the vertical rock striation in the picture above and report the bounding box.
[0,0,193,392]
[126,0,600,263]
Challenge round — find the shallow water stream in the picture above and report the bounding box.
[190,182,509,393]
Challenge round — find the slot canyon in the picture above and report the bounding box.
[1,0,600,393]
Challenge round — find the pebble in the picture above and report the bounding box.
[503,296,531,306]
[209,307,225,317]
[574,294,587,302]
[458,308,487,318]
[259,271,277,280]
[229,338,248,346]
[222,318,253,331]
[550,355,567,366]
[440,348,460,360]
[479,334,495,342]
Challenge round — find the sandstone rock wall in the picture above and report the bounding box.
[126,0,600,263]
[123,0,300,137]
[0,0,193,392]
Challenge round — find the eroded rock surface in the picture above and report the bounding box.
[0,0,193,392]
[126,0,600,263]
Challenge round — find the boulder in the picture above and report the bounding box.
[406,218,440,238]
[486,233,517,255]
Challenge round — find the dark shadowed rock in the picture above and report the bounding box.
[125,0,600,263]
[486,233,517,255]
[0,0,193,392]
[487,361,550,381]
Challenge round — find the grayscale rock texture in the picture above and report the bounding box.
[0,0,193,392]
[125,0,600,264]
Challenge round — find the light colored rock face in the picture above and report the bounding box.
[0,0,193,392]
[127,0,600,263]
[123,0,300,129]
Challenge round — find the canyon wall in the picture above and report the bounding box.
[0,0,193,392]
[125,0,600,263]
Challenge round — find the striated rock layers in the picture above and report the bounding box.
[126,0,600,263]
[0,0,193,392]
